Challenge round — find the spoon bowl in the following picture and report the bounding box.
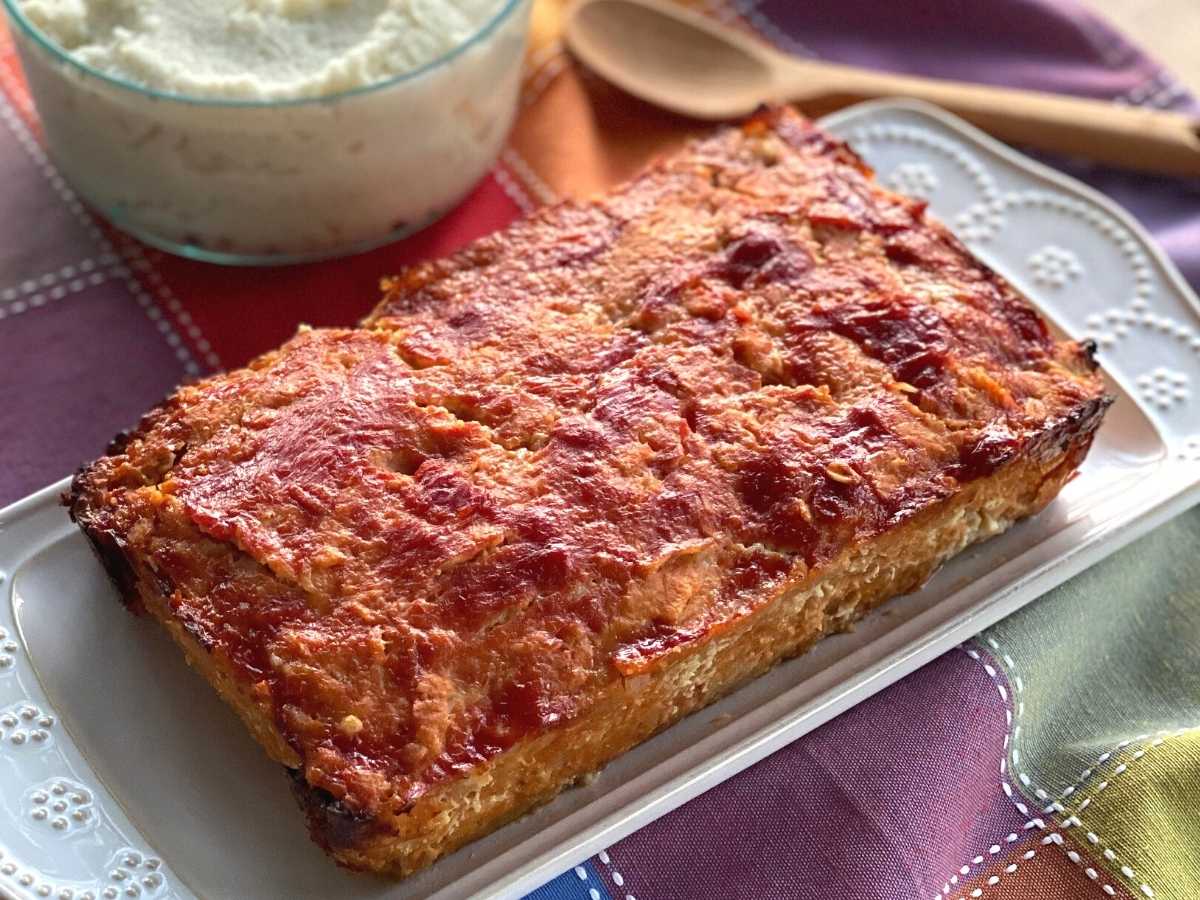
[565,0,775,119]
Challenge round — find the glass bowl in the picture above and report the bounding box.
[1,0,532,265]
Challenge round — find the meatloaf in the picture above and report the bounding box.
[67,106,1111,876]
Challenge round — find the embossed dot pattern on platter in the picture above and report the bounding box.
[0,702,56,748]
[1028,245,1083,289]
[0,625,17,670]
[853,124,996,203]
[1137,367,1190,411]
[100,850,167,899]
[24,779,95,835]
[886,161,939,198]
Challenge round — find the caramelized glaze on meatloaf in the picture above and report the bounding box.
[69,106,1110,875]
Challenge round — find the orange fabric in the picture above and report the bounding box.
[506,0,758,199]
[954,833,1139,900]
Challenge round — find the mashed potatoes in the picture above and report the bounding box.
[18,0,504,100]
[8,0,529,261]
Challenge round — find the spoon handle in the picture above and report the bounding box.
[779,61,1200,178]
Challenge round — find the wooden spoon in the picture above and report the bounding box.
[564,0,1200,177]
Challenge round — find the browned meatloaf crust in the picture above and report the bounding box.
[67,106,1110,877]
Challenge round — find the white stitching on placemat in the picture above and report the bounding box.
[926,647,1034,898]
[116,268,202,375]
[0,259,127,321]
[1115,72,1166,106]
[1,64,216,372]
[113,240,223,371]
[959,644,1033,817]
[106,244,206,375]
[1045,832,1126,897]
[0,90,209,374]
[946,846,1033,900]
[500,148,558,205]
[1045,732,1191,900]
[0,100,218,373]
[939,824,1128,900]
[945,828,1128,900]
[935,823,1041,900]
[953,643,1154,899]
[1041,729,1183,815]
[975,640,1030,803]
[0,91,101,242]
[1141,78,1188,110]
[0,255,116,303]
[598,849,637,900]
[937,827,1139,900]
[1039,831,1127,898]
[524,39,565,87]
[522,52,569,108]
[1072,11,1132,70]
[973,640,1172,900]
[492,163,536,213]
[1115,71,1189,110]
[571,862,604,900]
[979,634,1183,811]
[1053,821,1155,898]
[0,88,204,370]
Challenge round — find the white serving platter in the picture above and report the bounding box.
[3,100,1200,900]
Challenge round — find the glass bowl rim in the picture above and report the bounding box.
[0,0,526,109]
